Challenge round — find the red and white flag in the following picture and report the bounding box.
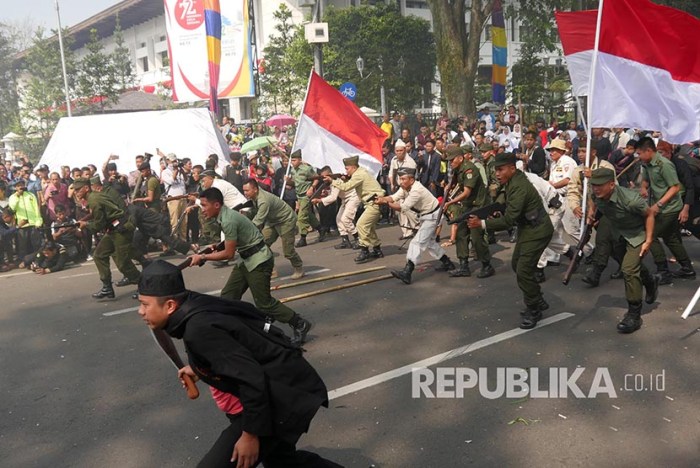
[555,0,700,144]
[292,71,388,176]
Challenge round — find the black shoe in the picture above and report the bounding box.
[350,239,360,250]
[672,262,696,279]
[295,236,307,248]
[291,318,313,345]
[391,261,415,285]
[563,247,575,260]
[354,247,371,264]
[115,277,139,287]
[435,255,456,272]
[317,229,327,242]
[370,247,384,258]
[534,268,546,283]
[610,268,623,279]
[334,236,351,250]
[535,298,550,312]
[520,309,543,329]
[657,270,673,285]
[645,274,660,304]
[477,263,495,278]
[582,266,604,287]
[449,259,471,277]
[92,285,115,299]
[487,233,497,245]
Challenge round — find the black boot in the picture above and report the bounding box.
[487,230,497,245]
[115,277,139,287]
[477,261,495,278]
[449,258,471,277]
[391,260,415,284]
[655,261,673,285]
[534,267,546,283]
[317,228,327,242]
[582,265,605,287]
[672,260,696,279]
[435,254,455,271]
[334,235,351,250]
[370,246,384,258]
[520,307,543,329]
[644,272,660,304]
[290,316,313,346]
[617,302,643,334]
[92,281,115,299]
[354,246,371,264]
[351,234,360,250]
[295,236,307,248]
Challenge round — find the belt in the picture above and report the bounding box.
[239,241,266,260]
[412,204,440,216]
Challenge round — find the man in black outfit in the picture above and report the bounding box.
[137,260,341,468]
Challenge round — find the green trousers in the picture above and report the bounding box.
[592,215,615,269]
[296,196,319,235]
[650,211,690,265]
[357,203,381,248]
[262,222,303,268]
[453,206,491,262]
[220,257,296,323]
[94,223,140,284]
[512,223,553,308]
[611,237,654,304]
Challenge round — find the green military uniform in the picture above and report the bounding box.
[217,206,297,323]
[642,152,693,276]
[332,160,385,249]
[251,188,303,269]
[86,190,140,287]
[290,161,320,235]
[484,154,553,320]
[136,174,162,213]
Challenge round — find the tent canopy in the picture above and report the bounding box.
[39,108,230,174]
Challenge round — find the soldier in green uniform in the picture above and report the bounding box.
[243,178,304,280]
[288,150,321,247]
[638,137,696,283]
[132,162,162,213]
[588,167,659,333]
[90,175,127,210]
[187,187,312,345]
[325,155,385,263]
[443,146,495,278]
[74,178,141,299]
[467,153,553,329]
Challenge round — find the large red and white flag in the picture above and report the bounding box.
[555,0,700,144]
[292,71,388,176]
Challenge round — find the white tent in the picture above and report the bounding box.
[360,106,380,118]
[39,108,230,173]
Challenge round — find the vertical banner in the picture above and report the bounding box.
[164,0,255,103]
[491,0,507,105]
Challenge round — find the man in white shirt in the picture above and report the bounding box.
[161,154,188,239]
[388,140,418,239]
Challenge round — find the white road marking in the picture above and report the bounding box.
[102,268,331,317]
[327,313,575,401]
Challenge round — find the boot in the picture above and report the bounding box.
[370,246,384,258]
[290,316,313,346]
[487,230,497,245]
[351,234,360,250]
[317,228,327,242]
[295,236,307,248]
[92,281,115,299]
[582,265,605,287]
[655,261,673,285]
[291,267,305,280]
[520,308,543,329]
[334,235,351,250]
[644,272,660,304]
[115,277,139,287]
[391,260,415,284]
[435,254,456,272]
[617,302,643,334]
[354,246,371,264]
[449,258,471,277]
[672,260,696,279]
[477,262,495,278]
[534,267,546,283]
[610,268,623,279]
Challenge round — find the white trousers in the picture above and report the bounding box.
[406,211,445,264]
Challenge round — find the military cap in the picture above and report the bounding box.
[290,149,302,159]
[201,169,218,178]
[73,178,90,190]
[343,155,359,167]
[397,167,416,177]
[138,161,151,171]
[89,175,102,186]
[138,260,186,297]
[479,143,493,153]
[444,146,465,161]
[493,152,518,168]
[590,167,615,185]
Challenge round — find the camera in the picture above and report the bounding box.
[51,190,58,196]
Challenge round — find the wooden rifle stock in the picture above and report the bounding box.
[562,210,601,285]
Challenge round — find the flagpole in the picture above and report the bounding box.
[55,0,72,117]
[580,0,605,233]
[280,68,315,199]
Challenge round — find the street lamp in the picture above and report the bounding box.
[356,56,364,79]
[377,56,386,116]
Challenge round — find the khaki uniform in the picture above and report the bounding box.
[321,186,360,236]
[291,163,320,235]
[251,189,303,269]
[450,160,490,263]
[389,157,418,237]
[332,167,385,247]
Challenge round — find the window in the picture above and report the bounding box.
[483,25,491,41]
[160,51,169,68]
[141,56,149,72]
[159,35,167,42]
[139,42,147,49]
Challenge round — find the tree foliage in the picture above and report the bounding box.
[76,29,120,112]
[112,14,134,92]
[0,24,21,138]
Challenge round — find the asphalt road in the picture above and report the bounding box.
[1,225,698,467]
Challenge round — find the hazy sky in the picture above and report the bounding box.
[1,0,122,31]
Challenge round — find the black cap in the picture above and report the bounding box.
[138,161,151,171]
[138,260,186,297]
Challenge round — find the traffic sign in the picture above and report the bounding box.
[340,82,357,101]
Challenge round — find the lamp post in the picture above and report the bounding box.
[55,0,71,117]
[377,55,386,116]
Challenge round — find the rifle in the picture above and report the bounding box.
[232,199,254,212]
[151,241,226,400]
[309,173,345,181]
[562,210,601,285]
[52,222,80,231]
[435,172,457,227]
[447,202,507,225]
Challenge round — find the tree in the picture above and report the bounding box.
[112,14,134,92]
[76,28,119,112]
[427,0,494,117]
[0,24,20,138]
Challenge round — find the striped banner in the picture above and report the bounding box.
[204,0,222,113]
[491,0,507,105]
